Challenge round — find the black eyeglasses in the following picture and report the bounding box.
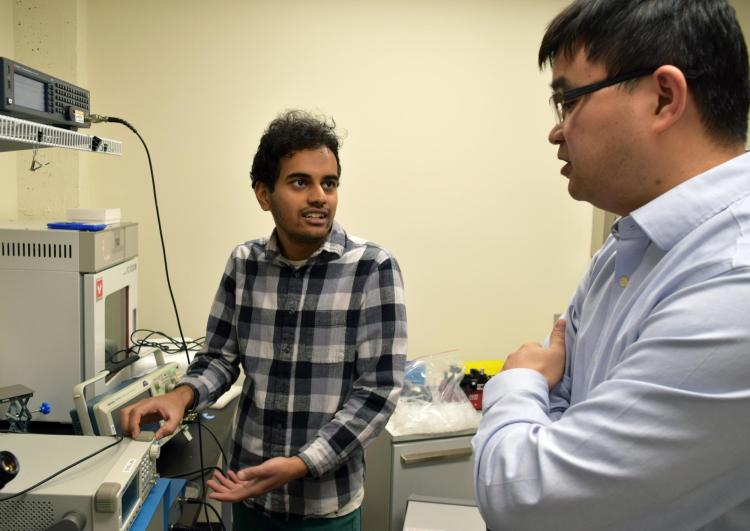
[549,67,658,125]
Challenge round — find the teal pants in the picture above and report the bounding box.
[232,503,361,531]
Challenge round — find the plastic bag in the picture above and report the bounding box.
[386,351,481,437]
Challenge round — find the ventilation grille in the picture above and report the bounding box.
[1,241,73,259]
[0,499,55,531]
[1,112,122,155]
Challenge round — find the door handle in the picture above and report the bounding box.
[400,446,473,466]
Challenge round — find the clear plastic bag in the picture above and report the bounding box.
[386,351,481,437]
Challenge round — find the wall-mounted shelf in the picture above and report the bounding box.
[0,113,121,155]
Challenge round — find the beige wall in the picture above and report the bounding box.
[736,1,750,85]
[2,1,750,363]
[84,0,585,361]
[0,0,16,219]
[12,0,89,219]
[736,1,750,28]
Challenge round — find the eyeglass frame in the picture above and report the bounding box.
[549,66,703,125]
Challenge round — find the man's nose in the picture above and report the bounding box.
[548,122,564,145]
[308,183,326,204]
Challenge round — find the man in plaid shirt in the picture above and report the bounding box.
[121,110,407,530]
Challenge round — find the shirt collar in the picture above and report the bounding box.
[629,151,750,251]
[263,220,347,265]
[611,216,643,240]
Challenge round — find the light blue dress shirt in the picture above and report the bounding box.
[473,151,750,531]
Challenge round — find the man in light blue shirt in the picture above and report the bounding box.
[473,1,750,530]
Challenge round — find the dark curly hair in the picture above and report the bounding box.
[250,110,341,191]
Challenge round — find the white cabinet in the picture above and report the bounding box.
[362,428,476,531]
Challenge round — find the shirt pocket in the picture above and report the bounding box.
[304,347,350,413]
[310,348,345,364]
[300,345,346,367]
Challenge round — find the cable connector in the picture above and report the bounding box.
[86,113,110,124]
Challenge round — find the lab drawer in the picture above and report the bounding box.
[363,429,476,531]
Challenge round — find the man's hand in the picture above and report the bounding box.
[119,384,194,440]
[207,456,309,502]
[502,319,566,389]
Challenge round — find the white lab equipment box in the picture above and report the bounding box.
[362,427,476,531]
[0,221,138,423]
[0,433,158,531]
[402,496,486,531]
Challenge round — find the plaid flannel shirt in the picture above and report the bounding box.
[180,221,407,518]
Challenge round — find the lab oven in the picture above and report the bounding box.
[0,221,138,423]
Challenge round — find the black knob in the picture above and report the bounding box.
[0,450,19,490]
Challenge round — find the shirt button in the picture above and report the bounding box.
[619,275,629,288]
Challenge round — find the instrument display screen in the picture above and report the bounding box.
[13,72,45,111]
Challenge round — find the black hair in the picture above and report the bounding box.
[250,110,341,191]
[538,0,750,145]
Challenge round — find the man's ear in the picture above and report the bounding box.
[254,182,271,211]
[651,65,689,134]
